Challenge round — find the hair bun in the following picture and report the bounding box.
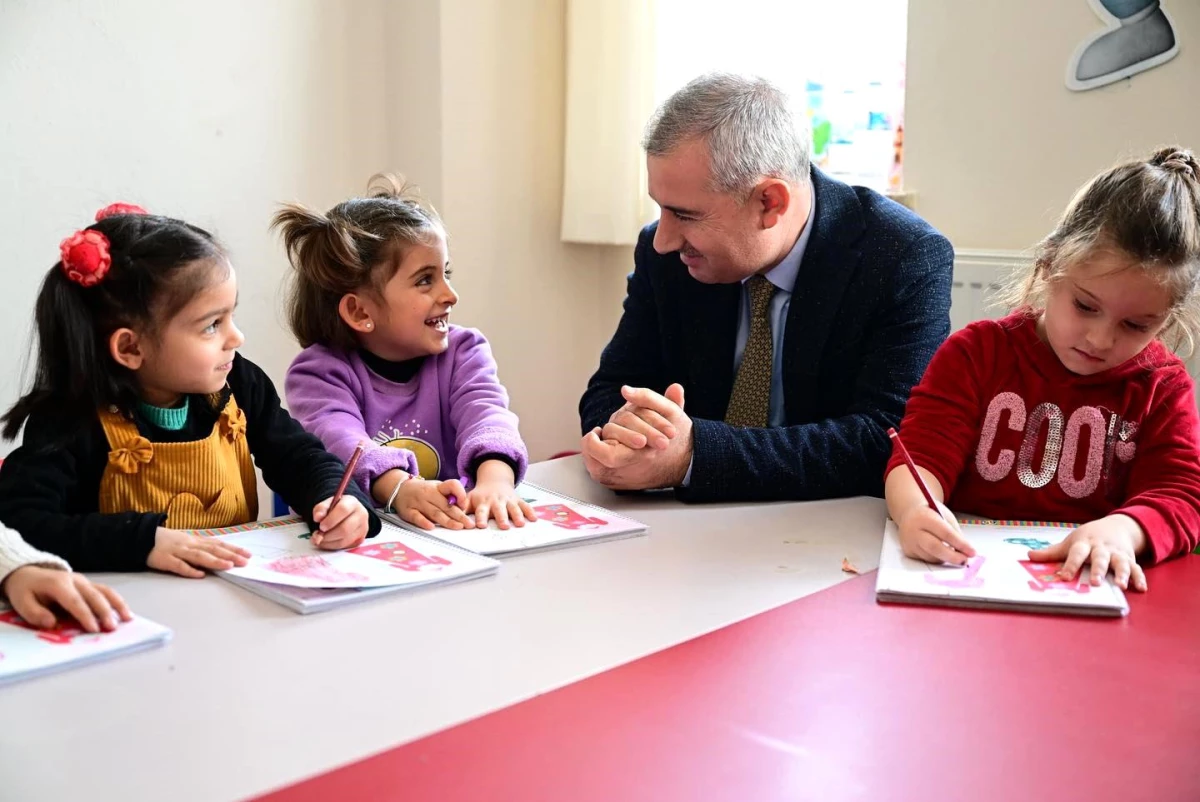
[95,202,149,221]
[365,172,422,203]
[1151,147,1200,181]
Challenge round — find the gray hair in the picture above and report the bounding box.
[642,73,811,198]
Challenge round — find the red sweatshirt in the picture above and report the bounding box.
[887,312,1200,563]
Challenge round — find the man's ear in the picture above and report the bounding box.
[756,179,792,229]
[109,328,145,371]
[338,293,376,333]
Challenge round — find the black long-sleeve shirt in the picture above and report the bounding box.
[0,354,380,571]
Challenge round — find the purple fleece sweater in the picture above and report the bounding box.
[285,326,528,497]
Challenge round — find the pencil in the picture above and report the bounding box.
[887,427,939,511]
[330,441,365,511]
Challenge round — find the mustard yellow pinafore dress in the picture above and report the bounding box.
[97,395,258,528]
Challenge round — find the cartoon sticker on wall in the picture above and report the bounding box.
[1067,0,1180,91]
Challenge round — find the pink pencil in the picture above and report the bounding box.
[887,427,938,512]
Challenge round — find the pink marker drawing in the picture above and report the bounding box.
[265,555,369,584]
[349,541,451,572]
[531,503,607,531]
[1021,561,1091,594]
[0,610,88,645]
[924,555,987,589]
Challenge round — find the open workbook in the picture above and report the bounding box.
[875,520,1130,617]
[205,518,499,614]
[383,482,648,556]
[0,609,171,686]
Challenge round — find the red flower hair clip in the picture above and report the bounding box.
[95,202,148,221]
[59,202,148,287]
[59,230,112,287]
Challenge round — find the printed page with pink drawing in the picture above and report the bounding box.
[381,482,648,557]
[0,608,171,686]
[875,520,1129,617]
[204,519,499,614]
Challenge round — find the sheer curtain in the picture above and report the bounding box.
[560,0,909,244]
[560,0,658,245]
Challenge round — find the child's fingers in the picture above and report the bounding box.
[507,500,527,527]
[475,502,491,529]
[929,516,974,557]
[1088,546,1112,586]
[165,555,206,579]
[181,547,234,573]
[11,594,57,630]
[452,506,475,528]
[439,504,472,530]
[403,506,436,533]
[1027,540,1068,563]
[95,582,133,622]
[1055,540,1092,582]
[312,498,331,522]
[493,500,511,530]
[317,526,357,550]
[68,581,109,633]
[920,533,969,566]
[1130,563,1148,592]
[319,506,369,550]
[440,480,467,506]
[518,500,536,522]
[1110,552,1135,590]
[199,540,249,566]
[318,498,356,533]
[424,504,457,529]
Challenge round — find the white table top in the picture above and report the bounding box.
[0,457,887,802]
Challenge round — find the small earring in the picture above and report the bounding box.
[365,322,373,330]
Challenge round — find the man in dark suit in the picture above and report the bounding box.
[579,73,953,502]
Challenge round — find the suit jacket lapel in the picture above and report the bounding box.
[781,169,865,421]
[681,277,740,421]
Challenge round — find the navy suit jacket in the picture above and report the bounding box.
[579,168,954,502]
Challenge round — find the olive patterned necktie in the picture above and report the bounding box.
[724,274,777,428]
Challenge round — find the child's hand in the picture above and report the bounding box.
[311,496,371,550]
[1028,514,1147,591]
[148,528,251,578]
[1,567,133,632]
[464,481,537,530]
[393,479,475,531]
[896,501,975,565]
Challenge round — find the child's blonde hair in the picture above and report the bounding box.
[273,174,443,350]
[998,146,1200,354]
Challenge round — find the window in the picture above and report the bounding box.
[654,0,908,192]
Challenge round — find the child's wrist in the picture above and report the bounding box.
[386,473,413,513]
[1108,513,1147,554]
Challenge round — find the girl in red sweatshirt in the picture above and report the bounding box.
[886,147,1200,593]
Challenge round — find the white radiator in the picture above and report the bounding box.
[950,248,1200,382]
[950,249,1025,332]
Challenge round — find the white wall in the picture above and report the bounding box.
[0,0,391,454]
[905,0,1200,251]
[1,0,633,463]
[437,0,628,460]
[382,0,631,460]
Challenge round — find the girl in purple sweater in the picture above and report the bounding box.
[276,175,534,531]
